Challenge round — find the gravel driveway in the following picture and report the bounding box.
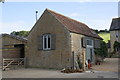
[2,58,119,78]
[91,58,119,72]
[2,68,118,78]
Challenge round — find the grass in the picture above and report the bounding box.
[98,33,110,43]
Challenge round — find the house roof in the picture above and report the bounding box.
[0,34,27,42]
[46,9,102,40]
[110,17,120,31]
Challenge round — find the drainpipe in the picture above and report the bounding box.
[72,51,74,70]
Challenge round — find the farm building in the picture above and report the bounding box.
[109,17,120,56]
[26,9,102,70]
[0,34,27,66]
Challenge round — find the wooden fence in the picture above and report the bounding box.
[2,58,25,71]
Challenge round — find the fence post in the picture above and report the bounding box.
[24,57,27,68]
[2,58,4,70]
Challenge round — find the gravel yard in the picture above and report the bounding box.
[91,58,119,72]
[2,68,118,78]
[2,58,119,78]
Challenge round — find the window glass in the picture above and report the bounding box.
[44,37,47,48]
[87,39,92,46]
[116,34,118,38]
[43,34,51,50]
[48,36,51,48]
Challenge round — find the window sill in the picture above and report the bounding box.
[43,49,51,51]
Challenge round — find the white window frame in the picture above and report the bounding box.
[43,34,51,50]
[86,39,93,47]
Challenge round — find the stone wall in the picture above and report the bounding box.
[0,35,26,66]
[0,38,2,66]
[26,10,72,69]
[70,33,86,70]
[2,48,21,58]
[26,9,100,70]
[110,30,120,52]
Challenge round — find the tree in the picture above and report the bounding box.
[92,29,110,34]
[93,29,99,33]
[10,31,29,37]
[94,40,108,59]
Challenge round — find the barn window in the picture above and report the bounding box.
[43,34,51,50]
[116,31,119,41]
[116,34,118,38]
[87,39,93,46]
[38,34,55,51]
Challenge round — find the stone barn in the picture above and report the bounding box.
[109,17,120,57]
[26,9,102,70]
[0,34,27,66]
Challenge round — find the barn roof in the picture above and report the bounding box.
[46,9,102,40]
[110,17,120,31]
[0,34,27,42]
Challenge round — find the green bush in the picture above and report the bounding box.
[77,60,82,69]
[113,41,120,52]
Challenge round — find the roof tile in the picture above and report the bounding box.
[47,9,102,40]
[110,17,120,31]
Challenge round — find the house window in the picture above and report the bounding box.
[43,34,51,50]
[116,31,119,41]
[87,39,93,46]
[116,48,119,52]
[116,34,118,38]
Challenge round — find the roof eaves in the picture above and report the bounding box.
[70,31,103,40]
[0,34,27,42]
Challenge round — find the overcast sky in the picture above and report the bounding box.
[0,1,119,34]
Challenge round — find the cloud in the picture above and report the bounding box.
[68,13,81,17]
[86,19,112,30]
[0,21,30,34]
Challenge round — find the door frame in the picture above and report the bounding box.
[86,39,94,63]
